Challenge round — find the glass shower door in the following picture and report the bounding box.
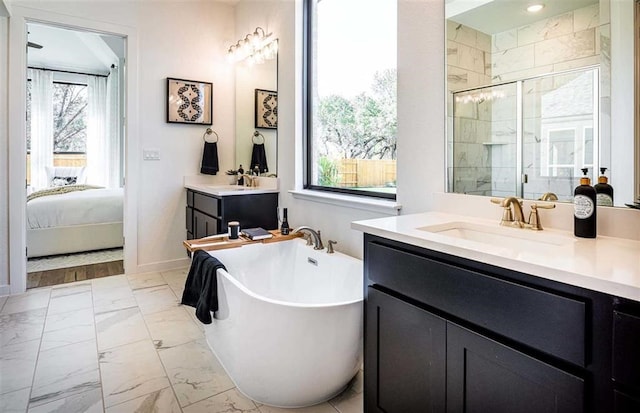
[521,68,599,202]
[450,82,518,197]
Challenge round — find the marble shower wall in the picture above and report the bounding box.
[491,3,603,82]
[447,22,493,195]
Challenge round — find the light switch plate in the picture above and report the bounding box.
[143,149,160,161]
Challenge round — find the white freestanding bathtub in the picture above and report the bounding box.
[204,238,363,408]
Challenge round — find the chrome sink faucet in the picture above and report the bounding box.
[292,226,324,250]
[491,197,555,230]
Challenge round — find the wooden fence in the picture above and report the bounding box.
[26,153,87,185]
[337,159,396,188]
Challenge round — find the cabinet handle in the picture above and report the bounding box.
[194,216,198,238]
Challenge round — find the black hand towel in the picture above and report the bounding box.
[200,142,220,175]
[250,143,268,173]
[181,250,227,324]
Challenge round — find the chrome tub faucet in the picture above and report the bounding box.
[292,226,324,250]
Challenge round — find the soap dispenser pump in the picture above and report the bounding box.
[574,168,597,238]
[594,167,614,207]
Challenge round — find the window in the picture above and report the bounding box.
[26,81,88,153]
[583,127,594,168]
[304,0,397,199]
[26,79,88,186]
[547,128,576,177]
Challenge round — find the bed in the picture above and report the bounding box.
[26,185,124,258]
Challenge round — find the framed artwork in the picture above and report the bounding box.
[255,89,278,129]
[167,77,212,125]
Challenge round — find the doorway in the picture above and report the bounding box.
[24,22,126,288]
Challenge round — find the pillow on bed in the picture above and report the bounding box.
[45,166,87,187]
[51,176,78,186]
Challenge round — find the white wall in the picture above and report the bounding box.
[132,2,235,269]
[0,0,9,16]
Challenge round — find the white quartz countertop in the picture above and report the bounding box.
[352,212,640,302]
[185,183,279,197]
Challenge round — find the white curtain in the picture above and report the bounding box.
[86,75,108,186]
[29,69,54,190]
[86,68,120,188]
[106,66,121,188]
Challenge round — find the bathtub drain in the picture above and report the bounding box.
[307,257,318,266]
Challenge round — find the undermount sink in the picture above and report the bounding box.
[417,221,576,252]
[204,185,248,191]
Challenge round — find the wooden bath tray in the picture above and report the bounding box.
[183,230,302,253]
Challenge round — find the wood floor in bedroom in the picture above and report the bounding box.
[27,260,124,288]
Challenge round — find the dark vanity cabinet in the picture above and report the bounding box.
[363,233,640,413]
[186,189,278,239]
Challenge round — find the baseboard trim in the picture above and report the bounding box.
[133,257,191,274]
[0,284,12,297]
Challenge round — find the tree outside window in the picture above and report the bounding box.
[26,81,88,153]
[306,0,397,198]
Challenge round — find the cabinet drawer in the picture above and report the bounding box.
[366,241,587,366]
[613,311,640,390]
[193,192,219,217]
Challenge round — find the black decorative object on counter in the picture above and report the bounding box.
[280,208,290,235]
[595,167,614,207]
[574,168,596,238]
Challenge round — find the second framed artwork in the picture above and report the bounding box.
[167,77,213,125]
[254,89,278,129]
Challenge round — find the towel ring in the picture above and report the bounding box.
[202,128,219,143]
[252,131,265,144]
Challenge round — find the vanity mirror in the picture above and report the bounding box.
[445,0,636,207]
[235,45,278,177]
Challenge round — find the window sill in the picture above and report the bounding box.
[289,189,402,215]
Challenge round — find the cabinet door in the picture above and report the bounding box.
[613,311,640,390]
[614,391,640,413]
[186,206,194,239]
[365,288,446,413]
[193,210,219,238]
[446,323,584,413]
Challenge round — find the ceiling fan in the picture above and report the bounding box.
[27,31,43,49]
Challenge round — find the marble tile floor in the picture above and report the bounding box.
[0,269,363,413]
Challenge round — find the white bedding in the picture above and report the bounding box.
[27,188,124,230]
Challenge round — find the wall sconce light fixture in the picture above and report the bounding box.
[455,90,506,104]
[227,27,278,65]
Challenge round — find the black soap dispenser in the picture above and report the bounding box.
[594,167,614,207]
[237,165,244,186]
[574,168,597,238]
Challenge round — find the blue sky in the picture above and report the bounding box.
[316,0,397,98]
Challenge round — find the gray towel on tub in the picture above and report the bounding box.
[181,250,226,324]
